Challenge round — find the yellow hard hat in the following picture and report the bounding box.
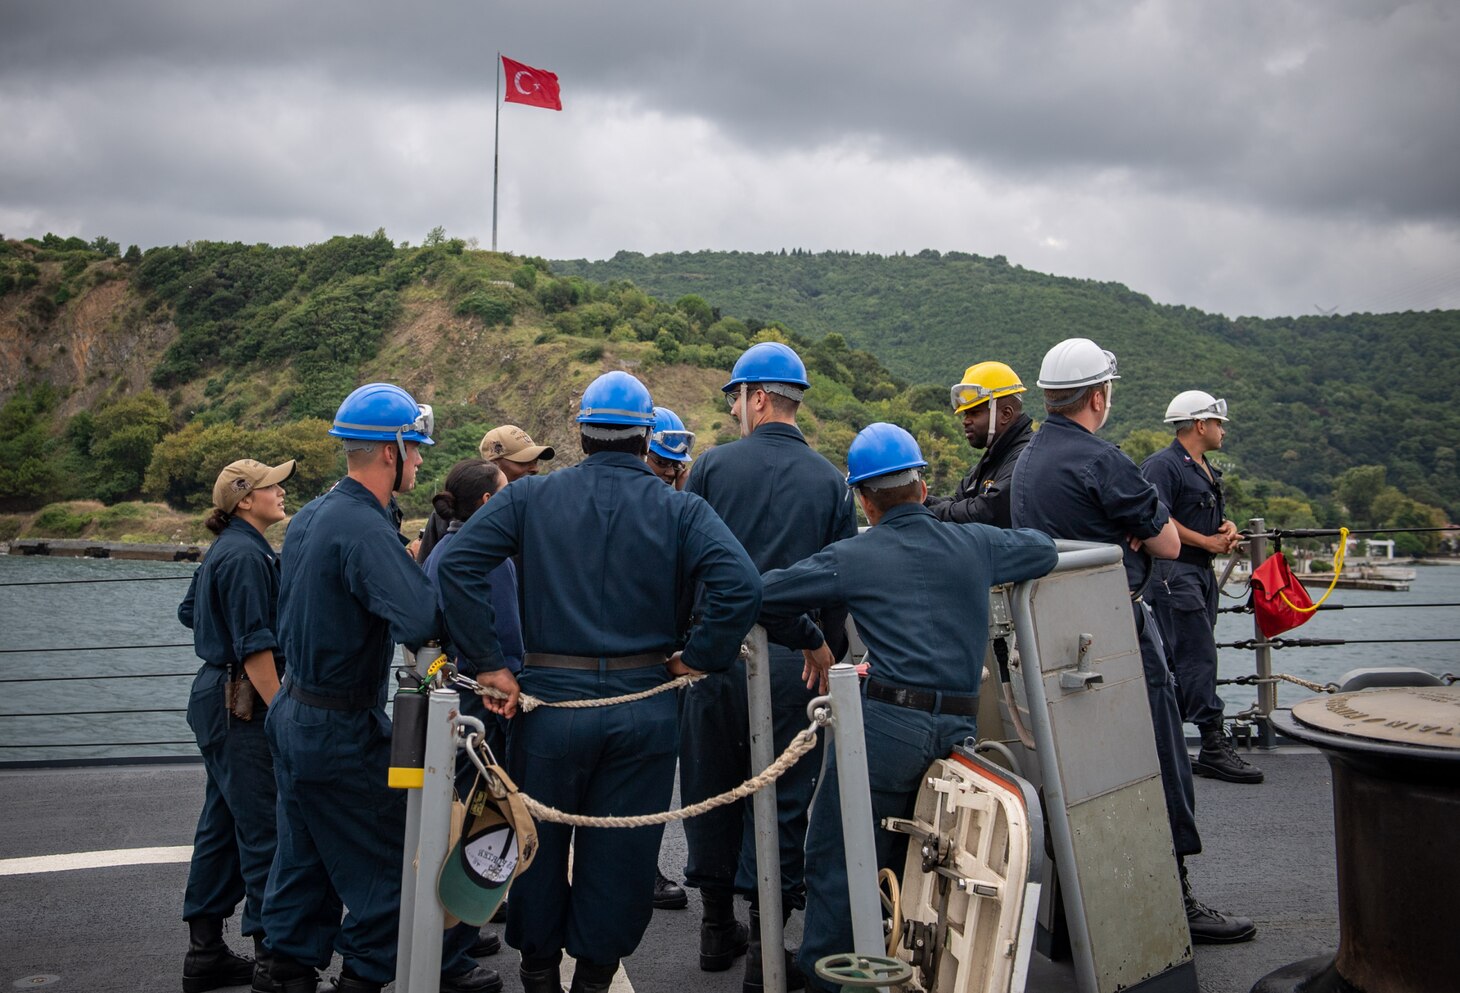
[950,361,1026,414]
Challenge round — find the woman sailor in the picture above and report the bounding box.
[178,456,295,993]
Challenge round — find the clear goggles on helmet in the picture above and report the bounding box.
[1190,397,1227,420]
[408,404,434,439]
[651,428,696,456]
[950,382,999,411]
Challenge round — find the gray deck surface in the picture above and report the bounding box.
[0,749,1337,993]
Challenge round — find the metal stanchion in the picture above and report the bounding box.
[746,626,787,993]
[393,687,459,993]
[827,662,885,961]
[1246,517,1277,748]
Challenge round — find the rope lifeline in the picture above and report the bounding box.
[518,725,821,828]
[456,671,701,713]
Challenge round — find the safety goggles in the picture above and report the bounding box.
[409,404,434,439]
[651,428,695,457]
[949,382,998,412]
[1191,398,1228,420]
[725,386,760,410]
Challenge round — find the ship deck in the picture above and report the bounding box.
[0,747,1338,993]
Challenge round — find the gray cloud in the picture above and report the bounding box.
[1,0,1457,316]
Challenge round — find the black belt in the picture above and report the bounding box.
[286,681,377,711]
[525,652,666,672]
[866,679,979,717]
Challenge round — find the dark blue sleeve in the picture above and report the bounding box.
[436,487,522,674]
[1140,451,1183,515]
[678,497,762,673]
[178,573,198,629]
[978,525,1060,586]
[342,526,440,649]
[759,546,845,650]
[491,559,525,672]
[1088,449,1168,540]
[216,551,280,661]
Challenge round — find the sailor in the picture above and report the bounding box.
[647,405,695,490]
[644,404,698,911]
[1142,392,1262,784]
[421,457,520,962]
[925,361,1034,528]
[415,424,556,562]
[178,457,295,993]
[435,371,761,993]
[1010,340,1256,944]
[758,423,1058,991]
[261,383,499,993]
[682,341,857,993]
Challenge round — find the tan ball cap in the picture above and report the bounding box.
[479,426,555,464]
[212,459,296,513]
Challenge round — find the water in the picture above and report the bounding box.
[2,555,1458,763]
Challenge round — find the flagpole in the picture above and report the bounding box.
[492,51,501,252]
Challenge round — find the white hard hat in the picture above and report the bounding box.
[1164,390,1229,423]
[1036,338,1120,390]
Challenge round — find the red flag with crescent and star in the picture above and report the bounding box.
[501,56,562,111]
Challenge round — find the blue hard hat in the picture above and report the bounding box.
[577,371,655,427]
[649,407,696,462]
[846,423,927,486]
[722,342,811,393]
[329,383,435,445]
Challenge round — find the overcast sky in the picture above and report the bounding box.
[3,0,1458,318]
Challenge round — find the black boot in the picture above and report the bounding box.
[332,965,383,993]
[1194,723,1264,784]
[1181,862,1257,944]
[441,963,502,993]
[468,929,502,958]
[569,959,620,993]
[653,868,689,910]
[183,918,255,993]
[743,907,805,993]
[250,935,280,993]
[259,951,318,993]
[519,955,564,993]
[700,889,750,971]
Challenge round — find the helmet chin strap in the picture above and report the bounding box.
[393,430,406,493]
[986,397,998,449]
[738,383,751,438]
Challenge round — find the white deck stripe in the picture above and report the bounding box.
[561,958,635,993]
[0,845,193,875]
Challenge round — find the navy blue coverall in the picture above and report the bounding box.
[261,477,476,984]
[924,412,1034,529]
[759,502,1057,990]
[179,516,283,940]
[682,421,856,909]
[436,451,761,967]
[1011,414,1201,857]
[1142,440,1229,730]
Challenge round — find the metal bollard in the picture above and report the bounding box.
[746,626,786,993]
[827,663,885,963]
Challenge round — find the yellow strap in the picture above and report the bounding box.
[1279,527,1350,613]
[425,653,448,677]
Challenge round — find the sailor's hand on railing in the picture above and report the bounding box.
[475,669,522,718]
[802,643,834,694]
[666,652,704,680]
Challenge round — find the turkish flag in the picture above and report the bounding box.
[501,56,562,111]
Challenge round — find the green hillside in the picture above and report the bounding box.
[554,250,1460,520]
[0,234,1448,552]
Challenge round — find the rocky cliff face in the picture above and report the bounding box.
[0,258,177,417]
